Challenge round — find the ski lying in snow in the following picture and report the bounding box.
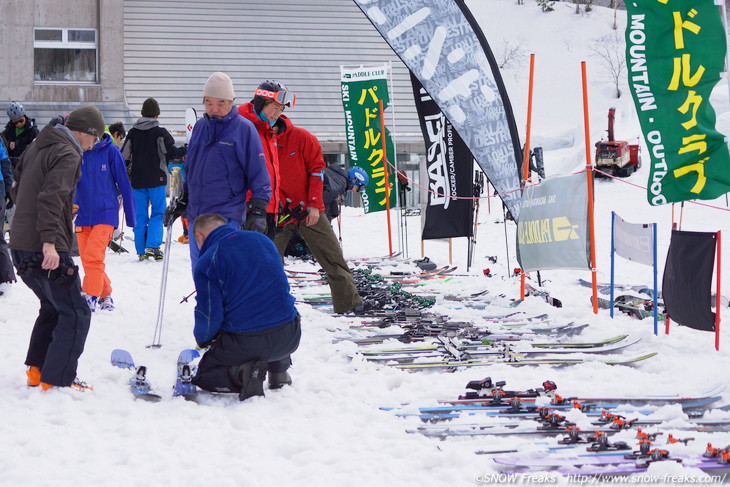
[448,380,726,406]
[390,352,658,370]
[110,349,161,401]
[173,349,200,399]
[520,283,562,308]
[404,412,730,434]
[493,443,730,468]
[360,334,636,357]
[358,336,641,362]
[578,278,656,297]
[408,395,723,416]
[345,321,586,346]
[504,450,730,476]
[596,295,665,321]
[440,394,721,411]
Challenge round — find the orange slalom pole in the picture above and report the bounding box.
[379,99,394,256]
[520,54,536,301]
[581,62,599,314]
[522,54,535,183]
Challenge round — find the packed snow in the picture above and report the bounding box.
[2,1,730,486]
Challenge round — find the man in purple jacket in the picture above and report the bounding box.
[164,72,271,268]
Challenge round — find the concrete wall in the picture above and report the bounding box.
[0,0,124,103]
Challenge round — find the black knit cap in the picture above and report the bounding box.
[141,97,160,118]
[64,105,105,138]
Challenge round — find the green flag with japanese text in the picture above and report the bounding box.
[626,0,730,205]
[340,64,397,213]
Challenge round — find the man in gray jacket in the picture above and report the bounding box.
[9,105,105,391]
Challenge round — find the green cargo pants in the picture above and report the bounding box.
[275,216,362,314]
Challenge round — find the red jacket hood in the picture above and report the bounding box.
[237,103,281,213]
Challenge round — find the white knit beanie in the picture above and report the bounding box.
[203,72,235,101]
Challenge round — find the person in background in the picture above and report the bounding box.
[2,101,39,166]
[107,122,126,147]
[274,113,368,315]
[9,105,105,392]
[75,131,136,311]
[190,213,301,400]
[164,72,270,269]
[0,137,15,295]
[238,80,296,241]
[122,97,185,261]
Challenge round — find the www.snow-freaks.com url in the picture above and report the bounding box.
[474,473,728,484]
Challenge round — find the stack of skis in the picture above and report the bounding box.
[386,377,730,477]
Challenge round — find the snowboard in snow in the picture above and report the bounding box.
[185,107,197,144]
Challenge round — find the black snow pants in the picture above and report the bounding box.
[192,314,301,394]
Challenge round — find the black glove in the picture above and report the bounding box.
[164,192,188,228]
[244,198,268,234]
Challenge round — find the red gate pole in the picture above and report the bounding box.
[520,54,536,301]
[581,62,598,314]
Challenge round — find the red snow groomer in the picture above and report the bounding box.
[594,107,641,178]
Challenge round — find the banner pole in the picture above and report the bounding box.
[379,99,394,256]
[519,54,536,301]
[716,231,722,351]
[610,211,615,319]
[486,182,491,214]
[679,202,685,230]
[718,1,730,107]
[388,61,405,257]
[581,61,599,314]
[652,223,658,336]
[449,238,453,265]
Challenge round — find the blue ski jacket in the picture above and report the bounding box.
[75,133,136,228]
[193,225,297,345]
[184,106,270,224]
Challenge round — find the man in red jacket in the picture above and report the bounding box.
[274,115,365,314]
[237,80,295,241]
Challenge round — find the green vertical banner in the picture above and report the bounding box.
[340,64,397,213]
[626,0,730,205]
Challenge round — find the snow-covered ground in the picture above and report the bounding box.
[2,1,730,486]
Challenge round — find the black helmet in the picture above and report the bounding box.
[252,80,296,114]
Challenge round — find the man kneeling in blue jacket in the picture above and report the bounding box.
[190,213,301,400]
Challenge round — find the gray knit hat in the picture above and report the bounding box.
[65,105,106,138]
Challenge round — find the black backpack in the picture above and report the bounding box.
[322,164,348,219]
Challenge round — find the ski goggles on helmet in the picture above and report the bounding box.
[254,88,297,108]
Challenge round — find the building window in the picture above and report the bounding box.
[33,28,97,83]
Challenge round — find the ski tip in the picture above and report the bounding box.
[111,349,135,369]
[177,349,201,363]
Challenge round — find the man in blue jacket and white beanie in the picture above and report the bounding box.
[190,213,301,400]
[164,72,271,269]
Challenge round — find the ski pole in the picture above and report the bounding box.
[149,167,181,348]
[181,290,196,303]
[149,220,174,348]
[336,199,343,247]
